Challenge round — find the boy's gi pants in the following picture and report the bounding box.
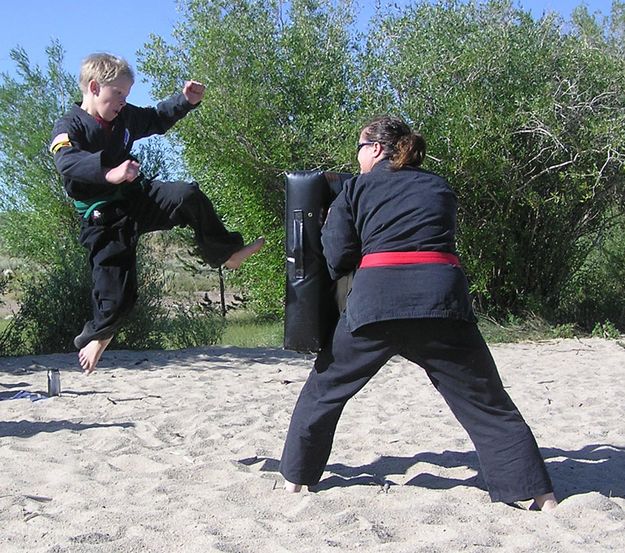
[279,314,554,503]
[74,180,243,349]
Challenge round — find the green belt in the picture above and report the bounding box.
[73,180,144,220]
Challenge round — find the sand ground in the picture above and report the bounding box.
[1,337,624,552]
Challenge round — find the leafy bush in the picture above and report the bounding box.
[591,320,620,339]
[0,43,81,266]
[477,312,582,343]
[0,253,91,356]
[365,0,625,316]
[139,0,625,324]
[0,274,8,304]
[139,0,362,317]
[557,214,625,331]
[161,304,225,350]
[0,249,225,356]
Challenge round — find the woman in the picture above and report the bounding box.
[279,116,557,510]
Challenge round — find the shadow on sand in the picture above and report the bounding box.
[0,419,135,439]
[250,444,625,501]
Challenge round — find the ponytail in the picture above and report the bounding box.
[391,132,426,169]
[361,116,427,170]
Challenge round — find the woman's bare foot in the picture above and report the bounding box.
[224,237,265,269]
[284,479,303,493]
[531,492,558,511]
[78,336,112,375]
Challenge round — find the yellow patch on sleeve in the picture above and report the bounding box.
[50,133,72,154]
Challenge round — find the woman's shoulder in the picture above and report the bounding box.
[407,166,455,192]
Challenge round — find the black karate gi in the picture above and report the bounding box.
[279,159,554,503]
[51,96,243,348]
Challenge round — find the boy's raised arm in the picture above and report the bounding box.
[128,84,203,141]
[182,80,205,105]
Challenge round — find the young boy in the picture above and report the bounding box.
[50,53,263,374]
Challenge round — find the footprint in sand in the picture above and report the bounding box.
[133,421,166,448]
[108,454,169,473]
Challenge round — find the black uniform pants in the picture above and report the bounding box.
[279,315,553,503]
[74,180,243,349]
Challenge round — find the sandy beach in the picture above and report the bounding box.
[1,337,624,552]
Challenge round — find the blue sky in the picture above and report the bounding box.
[0,0,615,106]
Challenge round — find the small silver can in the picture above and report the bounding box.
[47,369,61,396]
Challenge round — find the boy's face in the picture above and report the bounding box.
[89,75,133,121]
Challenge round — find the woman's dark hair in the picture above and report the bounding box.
[361,116,426,169]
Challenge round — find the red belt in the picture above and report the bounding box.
[360,251,461,268]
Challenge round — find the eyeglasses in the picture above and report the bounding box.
[356,141,375,153]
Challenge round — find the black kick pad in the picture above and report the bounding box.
[284,171,353,352]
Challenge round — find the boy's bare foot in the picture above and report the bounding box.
[224,237,265,269]
[78,336,112,375]
[284,479,303,493]
[531,492,558,511]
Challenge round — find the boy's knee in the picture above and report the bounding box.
[179,181,202,203]
[98,291,136,321]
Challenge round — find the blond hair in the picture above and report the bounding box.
[79,53,134,93]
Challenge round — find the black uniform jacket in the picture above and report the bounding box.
[50,94,195,201]
[321,158,476,332]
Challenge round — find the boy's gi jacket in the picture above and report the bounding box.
[50,94,196,212]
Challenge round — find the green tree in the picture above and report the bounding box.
[139,0,363,316]
[364,0,625,317]
[5,0,624,346]
[0,42,81,264]
[558,215,625,330]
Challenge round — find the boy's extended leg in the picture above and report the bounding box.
[224,237,265,269]
[138,180,263,267]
